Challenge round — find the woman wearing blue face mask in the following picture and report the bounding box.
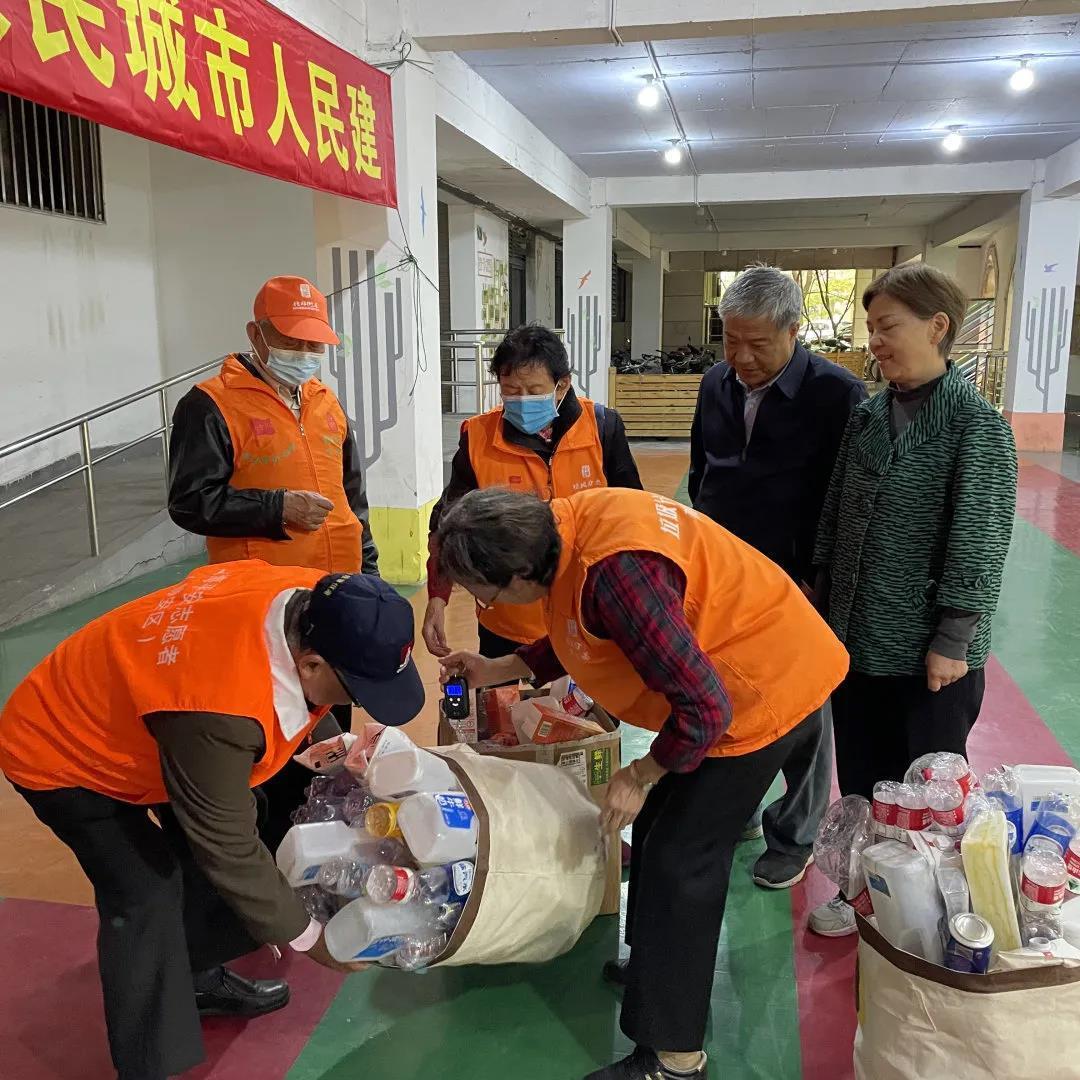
[424,323,643,661]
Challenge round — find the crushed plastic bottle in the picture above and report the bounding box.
[297,884,340,923]
[1026,791,1080,855]
[318,857,370,900]
[813,795,876,913]
[906,752,977,796]
[395,931,450,972]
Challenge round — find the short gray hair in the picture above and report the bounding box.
[718,266,802,330]
[437,489,562,589]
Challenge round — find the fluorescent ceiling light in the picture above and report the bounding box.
[637,80,661,109]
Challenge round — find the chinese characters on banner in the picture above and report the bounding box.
[0,0,396,205]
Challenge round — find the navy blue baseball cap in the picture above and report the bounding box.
[304,574,425,727]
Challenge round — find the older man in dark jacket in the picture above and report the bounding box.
[689,265,866,890]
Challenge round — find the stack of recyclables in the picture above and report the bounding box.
[814,754,1080,970]
[277,722,608,970]
[277,726,476,971]
[816,757,1080,1080]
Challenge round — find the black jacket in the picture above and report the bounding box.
[168,356,379,574]
[688,343,866,582]
[429,388,643,534]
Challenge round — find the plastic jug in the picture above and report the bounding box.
[324,896,435,962]
[398,791,479,866]
[1015,764,1080,842]
[366,747,460,800]
[275,821,379,887]
[862,840,946,964]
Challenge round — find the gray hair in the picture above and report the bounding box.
[718,265,803,330]
[437,489,562,589]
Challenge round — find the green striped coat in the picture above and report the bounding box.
[814,365,1018,677]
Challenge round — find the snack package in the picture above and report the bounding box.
[480,687,521,743]
[345,724,413,780]
[293,732,358,774]
[512,699,605,745]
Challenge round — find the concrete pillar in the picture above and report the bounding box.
[1005,185,1080,452]
[631,249,667,358]
[562,206,613,404]
[923,242,960,280]
[526,234,557,327]
[314,59,442,583]
[446,204,509,412]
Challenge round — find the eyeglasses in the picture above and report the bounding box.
[472,587,503,611]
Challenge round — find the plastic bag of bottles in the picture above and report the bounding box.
[814,795,876,914]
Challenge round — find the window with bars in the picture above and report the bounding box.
[0,92,105,222]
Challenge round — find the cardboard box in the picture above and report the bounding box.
[438,689,623,916]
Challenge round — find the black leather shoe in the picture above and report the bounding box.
[602,958,629,987]
[195,967,290,1018]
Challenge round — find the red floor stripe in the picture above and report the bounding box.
[1,897,345,1080]
[792,656,1073,1079]
[1016,463,1080,557]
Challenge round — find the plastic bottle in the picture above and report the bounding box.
[1066,836,1080,896]
[894,783,931,834]
[318,857,371,900]
[861,839,946,964]
[812,795,876,913]
[395,931,450,972]
[324,896,436,962]
[297,884,339,923]
[548,675,595,719]
[366,748,461,800]
[276,821,376,886]
[1026,792,1079,855]
[1014,764,1080,843]
[1020,846,1067,928]
[365,801,404,841]
[365,860,474,907]
[291,796,348,825]
[926,779,966,837]
[872,781,901,840]
[342,786,377,828]
[907,752,976,795]
[982,765,1024,854]
[397,791,479,866]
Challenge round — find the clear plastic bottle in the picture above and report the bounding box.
[342,787,377,828]
[318,857,370,900]
[907,752,976,795]
[1066,836,1080,895]
[872,781,901,840]
[926,779,966,837]
[1020,846,1067,924]
[395,931,450,972]
[982,765,1024,854]
[365,862,473,907]
[1027,792,1079,855]
[894,783,931,835]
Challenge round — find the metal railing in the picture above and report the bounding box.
[440,328,565,416]
[955,350,1008,409]
[0,360,221,557]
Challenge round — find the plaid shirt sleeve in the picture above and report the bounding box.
[582,551,732,773]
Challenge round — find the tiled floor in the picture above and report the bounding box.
[2,442,1079,1079]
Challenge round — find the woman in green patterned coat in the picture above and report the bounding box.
[809,263,1017,939]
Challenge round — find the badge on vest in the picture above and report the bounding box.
[250,418,276,437]
[326,414,339,433]
[581,465,592,479]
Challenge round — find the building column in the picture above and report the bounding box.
[314,59,442,583]
[1004,184,1080,452]
[630,249,667,358]
[923,242,960,279]
[446,203,509,412]
[526,234,557,327]
[562,206,613,404]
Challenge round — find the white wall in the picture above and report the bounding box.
[526,234,557,326]
[148,143,317,378]
[0,127,163,484]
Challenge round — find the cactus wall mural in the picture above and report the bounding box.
[566,294,603,397]
[1023,284,1071,412]
[326,246,405,472]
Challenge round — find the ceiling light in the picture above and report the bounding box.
[637,79,661,109]
[942,128,964,153]
[1010,59,1035,93]
[663,141,684,165]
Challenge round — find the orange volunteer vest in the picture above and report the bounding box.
[466,401,607,644]
[197,355,361,573]
[546,488,850,758]
[0,561,327,804]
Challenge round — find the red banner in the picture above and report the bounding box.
[0,0,396,205]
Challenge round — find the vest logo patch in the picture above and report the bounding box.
[326,414,339,433]
[250,418,276,437]
[299,282,312,298]
[581,465,592,479]
[654,497,681,539]
[509,475,523,484]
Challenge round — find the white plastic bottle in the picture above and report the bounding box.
[397,791,479,866]
[861,839,946,964]
[366,747,461,800]
[324,896,436,962]
[275,821,378,887]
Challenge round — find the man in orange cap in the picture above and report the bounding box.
[168,275,379,842]
[169,275,378,579]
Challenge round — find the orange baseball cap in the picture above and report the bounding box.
[253,276,340,345]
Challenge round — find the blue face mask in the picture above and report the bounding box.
[264,347,322,386]
[502,390,562,435]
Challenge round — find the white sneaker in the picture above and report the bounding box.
[808,894,858,938]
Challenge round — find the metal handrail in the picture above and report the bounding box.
[0,358,222,556]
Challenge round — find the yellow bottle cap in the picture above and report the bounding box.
[365,801,402,840]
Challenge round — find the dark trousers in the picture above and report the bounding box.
[477,623,523,660]
[832,667,987,800]
[15,785,261,1080]
[621,716,814,1052]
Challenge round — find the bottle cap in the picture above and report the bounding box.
[365,802,403,839]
